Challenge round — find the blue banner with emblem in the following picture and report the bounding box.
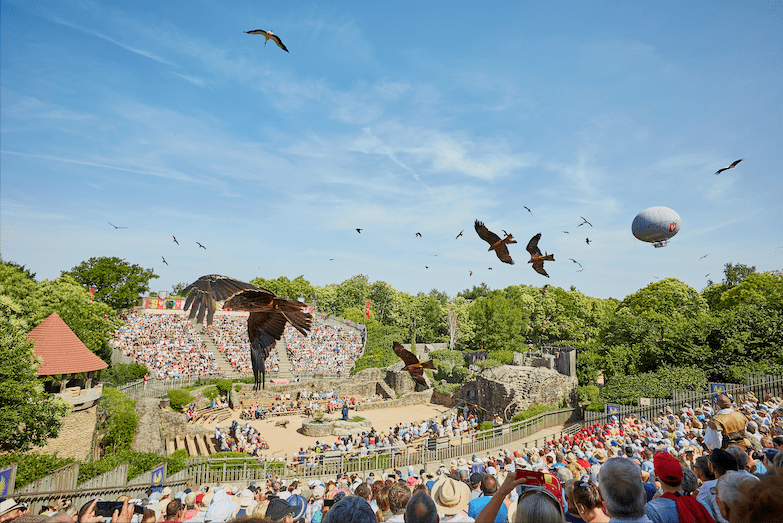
[0,463,16,496]
[150,463,166,488]
[606,404,620,422]
[710,383,727,405]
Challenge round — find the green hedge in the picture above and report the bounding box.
[101,362,149,386]
[511,404,558,423]
[98,386,138,453]
[167,388,194,412]
[203,386,219,401]
[0,453,75,488]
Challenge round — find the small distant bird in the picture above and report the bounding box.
[705,273,710,278]
[431,253,441,257]
[562,231,569,234]
[576,268,584,273]
[245,29,289,53]
[329,258,334,261]
[524,206,533,215]
[416,232,422,237]
[456,230,464,239]
[585,238,592,245]
[393,342,435,387]
[356,228,362,233]
[569,258,582,268]
[540,284,549,297]
[475,220,516,265]
[162,256,168,266]
[469,270,473,276]
[716,158,742,175]
[578,216,593,227]
[526,233,555,278]
[183,275,312,390]
[425,266,429,269]
[108,222,127,229]
[196,242,206,249]
[699,254,709,260]
[488,267,493,270]
[173,236,179,245]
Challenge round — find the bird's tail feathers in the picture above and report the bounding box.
[421,360,436,370]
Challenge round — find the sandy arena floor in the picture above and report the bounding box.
[205,402,454,457]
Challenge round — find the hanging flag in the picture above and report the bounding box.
[365,301,370,319]
[0,463,17,496]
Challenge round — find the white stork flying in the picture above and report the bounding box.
[715,158,742,175]
[245,29,289,53]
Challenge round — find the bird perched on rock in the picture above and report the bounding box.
[245,29,289,52]
[526,233,555,277]
[183,275,312,390]
[393,342,435,387]
[716,158,742,174]
[475,220,516,264]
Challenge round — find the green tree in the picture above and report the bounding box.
[63,257,158,311]
[721,262,756,287]
[470,291,528,351]
[715,272,783,311]
[0,305,70,452]
[458,283,491,301]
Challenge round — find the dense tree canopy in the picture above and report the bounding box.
[63,256,158,311]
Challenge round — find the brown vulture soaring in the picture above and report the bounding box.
[393,342,435,387]
[183,275,312,390]
[475,220,516,264]
[526,233,555,278]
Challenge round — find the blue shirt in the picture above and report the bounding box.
[467,496,506,523]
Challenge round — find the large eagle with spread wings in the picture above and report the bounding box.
[393,342,435,387]
[526,233,555,277]
[475,220,516,264]
[183,275,312,390]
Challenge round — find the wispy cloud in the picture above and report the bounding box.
[169,71,206,87]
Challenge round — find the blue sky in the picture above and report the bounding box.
[2,1,781,301]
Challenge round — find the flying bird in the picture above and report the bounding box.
[699,254,709,260]
[108,222,127,229]
[716,159,742,175]
[356,228,362,233]
[245,29,289,53]
[393,342,435,387]
[456,230,464,239]
[329,258,334,261]
[196,242,206,249]
[540,284,549,297]
[469,270,473,276]
[425,266,429,269]
[578,217,593,227]
[524,206,533,215]
[183,275,312,390]
[705,273,710,278]
[475,220,516,265]
[576,268,585,273]
[526,233,555,278]
[173,236,179,245]
[569,258,583,268]
[416,232,422,237]
[585,238,592,245]
[562,231,569,234]
[488,267,493,270]
[430,253,441,257]
[162,256,168,266]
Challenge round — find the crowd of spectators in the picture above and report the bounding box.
[111,313,221,380]
[213,420,269,455]
[285,323,364,375]
[206,316,279,375]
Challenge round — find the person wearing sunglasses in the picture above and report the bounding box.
[572,481,609,523]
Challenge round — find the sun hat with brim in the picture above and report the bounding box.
[265,498,295,521]
[287,494,307,522]
[431,476,471,516]
[0,499,26,517]
[239,490,254,507]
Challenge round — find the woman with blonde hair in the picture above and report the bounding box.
[571,481,608,523]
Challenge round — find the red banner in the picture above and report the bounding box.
[365,301,370,319]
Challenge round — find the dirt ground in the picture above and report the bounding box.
[205,403,454,456]
[36,405,97,461]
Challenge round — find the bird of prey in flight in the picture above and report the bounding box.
[699,254,709,260]
[162,256,168,266]
[425,266,429,269]
[183,275,312,390]
[173,236,179,245]
[569,258,582,268]
[245,29,289,53]
[526,233,555,278]
[716,159,742,174]
[456,230,464,239]
[356,228,362,233]
[393,342,435,387]
[475,220,516,264]
[563,231,569,234]
[488,267,493,270]
[416,232,422,237]
[108,222,127,229]
[585,238,592,245]
[576,268,584,273]
[524,206,533,215]
[196,242,206,249]
[469,270,473,276]
[578,216,592,227]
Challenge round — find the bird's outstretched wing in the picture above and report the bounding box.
[269,33,289,52]
[526,234,553,278]
[474,220,502,247]
[531,261,549,277]
[246,29,289,52]
[183,275,258,325]
[716,158,742,174]
[494,245,514,264]
[393,342,421,367]
[526,234,543,258]
[456,230,464,239]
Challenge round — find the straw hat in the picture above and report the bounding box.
[431,477,471,516]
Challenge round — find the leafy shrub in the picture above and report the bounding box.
[167,388,194,412]
[480,421,494,431]
[213,379,233,395]
[203,386,219,401]
[98,386,137,452]
[0,453,75,487]
[430,350,467,367]
[234,384,243,392]
[511,405,558,423]
[600,365,707,406]
[102,362,149,386]
[449,366,471,384]
[487,349,514,365]
[577,385,600,405]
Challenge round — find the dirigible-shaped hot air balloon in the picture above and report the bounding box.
[632,206,681,248]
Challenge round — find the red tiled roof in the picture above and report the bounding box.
[28,312,108,376]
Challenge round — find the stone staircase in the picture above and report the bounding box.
[275,340,293,381]
[199,328,242,379]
